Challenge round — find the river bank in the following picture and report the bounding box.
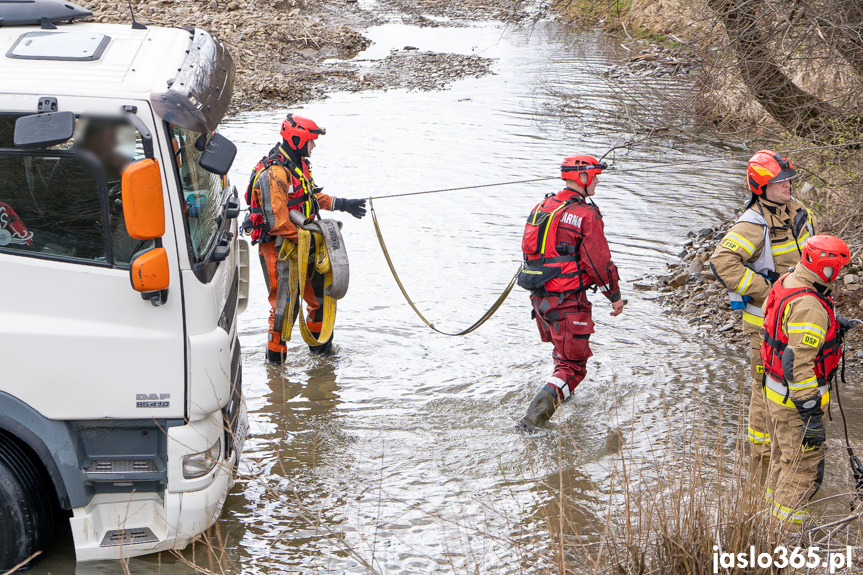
[644,215,863,367]
[551,0,863,355]
[90,0,527,112]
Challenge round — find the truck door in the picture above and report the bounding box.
[0,111,186,420]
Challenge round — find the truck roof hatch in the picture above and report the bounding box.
[6,31,110,61]
[0,0,92,27]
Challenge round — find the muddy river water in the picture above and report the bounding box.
[36,14,863,575]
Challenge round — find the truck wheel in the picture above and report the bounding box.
[0,437,54,571]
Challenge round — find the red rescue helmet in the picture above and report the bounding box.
[800,234,850,283]
[281,113,326,151]
[561,155,607,189]
[747,150,796,196]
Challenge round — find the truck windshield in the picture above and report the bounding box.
[166,124,226,261]
[0,115,148,266]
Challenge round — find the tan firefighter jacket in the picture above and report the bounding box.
[709,198,815,331]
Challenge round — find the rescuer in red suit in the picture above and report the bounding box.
[516,155,625,431]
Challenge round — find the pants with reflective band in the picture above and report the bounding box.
[766,399,825,523]
[259,241,327,353]
[747,331,772,459]
[531,290,594,400]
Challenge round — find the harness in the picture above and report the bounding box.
[241,146,318,244]
[760,276,841,407]
[518,193,594,295]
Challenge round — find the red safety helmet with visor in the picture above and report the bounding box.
[561,155,607,190]
[800,234,851,283]
[281,113,326,151]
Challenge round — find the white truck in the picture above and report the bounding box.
[0,0,250,568]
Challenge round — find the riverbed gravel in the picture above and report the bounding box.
[648,214,863,366]
[88,0,502,112]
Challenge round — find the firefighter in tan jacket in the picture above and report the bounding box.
[760,235,852,523]
[709,151,815,463]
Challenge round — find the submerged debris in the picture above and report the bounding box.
[606,44,699,79]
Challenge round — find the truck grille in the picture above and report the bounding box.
[86,459,158,474]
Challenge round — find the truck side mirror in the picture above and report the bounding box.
[122,159,169,305]
[122,159,165,239]
[198,133,237,176]
[130,247,170,292]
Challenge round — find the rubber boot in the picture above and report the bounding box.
[266,347,283,364]
[309,336,334,356]
[515,386,559,432]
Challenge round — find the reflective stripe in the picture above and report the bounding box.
[788,376,818,391]
[765,375,829,407]
[736,268,754,295]
[772,241,801,255]
[772,502,806,523]
[748,426,771,444]
[772,231,812,255]
[744,303,764,318]
[547,376,566,389]
[765,488,773,503]
[547,376,572,400]
[787,322,826,338]
[725,232,756,255]
[743,311,764,327]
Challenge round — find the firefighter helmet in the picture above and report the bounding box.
[281,113,325,151]
[561,155,607,189]
[747,150,796,195]
[800,234,850,283]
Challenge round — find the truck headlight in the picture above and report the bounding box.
[182,438,221,479]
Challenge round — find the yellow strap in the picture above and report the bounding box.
[296,229,336,346]
[278,228,337,347]
[539,201,570,255]
[370,199,517,336]
[278,145,315,218]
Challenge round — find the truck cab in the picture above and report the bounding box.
[0,0,250,567]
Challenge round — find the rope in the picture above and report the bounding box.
[369,199,519,336]
[836,322,863,510]
[368,177,560,201]
[366,140,863,201]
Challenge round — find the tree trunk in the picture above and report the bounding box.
[707,0,842,141]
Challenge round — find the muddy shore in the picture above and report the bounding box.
[90,0,527,112]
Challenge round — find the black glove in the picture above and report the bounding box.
[333,197,367,219]
[792,395,826,450]
[837,314,856,336]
